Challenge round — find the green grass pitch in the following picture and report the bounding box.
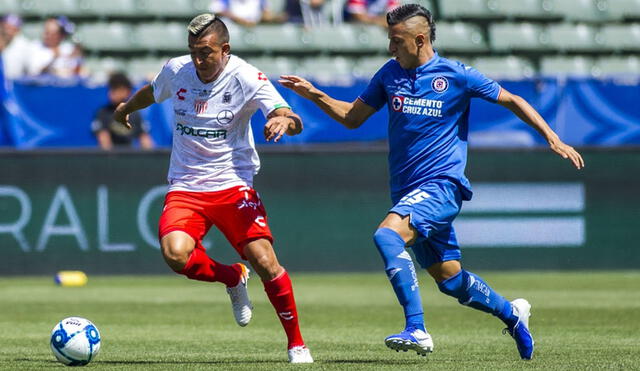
[1,271,639,370]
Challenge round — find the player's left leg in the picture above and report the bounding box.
[214,186,312,363]
[242,239,313,364]
[427,259,534,360]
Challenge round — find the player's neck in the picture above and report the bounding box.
[416,48,435,68]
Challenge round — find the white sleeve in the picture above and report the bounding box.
[253,81,290,117]
[151,62,174,103]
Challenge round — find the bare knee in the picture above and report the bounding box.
[427,260,462,283]
[160,232,195,272]
[377,213,418,245]
[243,239,283,280]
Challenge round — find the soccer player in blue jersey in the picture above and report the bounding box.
[280,3,584,361]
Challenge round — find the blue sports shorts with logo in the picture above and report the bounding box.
[389,178,464,269]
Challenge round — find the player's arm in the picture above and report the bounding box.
[96,130,113,150]
[113,84,155,130]
[264,107,303,142]
[497,88,585,169]
[279,75,376,129]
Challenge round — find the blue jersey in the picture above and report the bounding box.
[359,52,501,203]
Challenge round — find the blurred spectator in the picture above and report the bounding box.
[344,0,400,27]
[92,72,153,150]
[209,0,284,27]
[0,14,32,79]
[285,0,327,28]
[28,16,83,78]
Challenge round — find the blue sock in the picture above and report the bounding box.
[437,270,518,327]
[373,228,425,331]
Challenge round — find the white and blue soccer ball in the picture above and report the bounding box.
[50,317,101,366]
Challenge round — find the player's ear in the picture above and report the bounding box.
[415,33,425,48]
[221,42,231,55]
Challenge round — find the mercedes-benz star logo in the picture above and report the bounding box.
[216,110,234,125]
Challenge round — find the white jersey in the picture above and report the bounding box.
[152,55,289,192]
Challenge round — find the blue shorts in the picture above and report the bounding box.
[389,179,463,269]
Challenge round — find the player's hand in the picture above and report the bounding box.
[278,75,318,100]
[264,116,291,143]
[549,138,585,169]
[113,103,132,130]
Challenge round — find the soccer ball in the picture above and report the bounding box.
[50,317,101,366]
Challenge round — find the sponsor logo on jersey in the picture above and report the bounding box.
[257,72,268,81]
[191,88,211,97]
[216,110,234,125]
[223,91,232,104]
[391,95,443,117]
[431,76,449,93]
[238,199,262,210]
[176,88,187,100]
[175,123,227,139]
[194,99,208,115]
[174,108,187,116]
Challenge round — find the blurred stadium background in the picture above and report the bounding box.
[0,0,638,275]
[1,1,639,369]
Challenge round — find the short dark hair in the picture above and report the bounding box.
[386,4,436,43]
[187,14,230,44]
[108,72,132,90]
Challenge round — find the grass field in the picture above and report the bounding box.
[1,271,639,370]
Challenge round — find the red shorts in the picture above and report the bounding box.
[158,186,273,259]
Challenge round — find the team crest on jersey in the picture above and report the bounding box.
[194,99,208,115]
[392,96,404,112]
[431,76,449,93]
[223,91,232,104]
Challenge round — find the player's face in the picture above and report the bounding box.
[188,32,230,83]
[388,23,420,69]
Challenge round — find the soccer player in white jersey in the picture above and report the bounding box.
[112,14,312,363]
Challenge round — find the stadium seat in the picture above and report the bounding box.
[609,0,640,20]
[297,56,354,84]
[20,22,42,40]
[489,23,548,52]
[352,56,392,80]
[435,22,488,52]
[546,23,597,52]
[83,57,128,83]
[75,22,135,51]
[77,0,136,17]
[487,0,553,20]
[0,0,20,13]
[136,0,197,18]
[438,0,498,19]
[546,0,618,22]
[358,25,390,53]
[598,24,640,51]
[19,0,84,17]
[306,25,361,53]
[472,56,535,79]
[135,22,186,52]
[127,57,167,82]
[594,56,640,76]
[243,24,309,53]
[245,56,296,78]
[539,56,595,76]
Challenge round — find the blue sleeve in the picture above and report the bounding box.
[358,69,387,111]
[465,65,501,102]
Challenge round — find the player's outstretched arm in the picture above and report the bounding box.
[497,88,585,169]
[113,84,156,130]
[279,75,376,129]
[264,108,303,143]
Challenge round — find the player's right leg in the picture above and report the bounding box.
[158,191,251,326]
[375,213,433,356]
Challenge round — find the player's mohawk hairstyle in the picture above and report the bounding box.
[386,4,436,43]
[187,13,229,43]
